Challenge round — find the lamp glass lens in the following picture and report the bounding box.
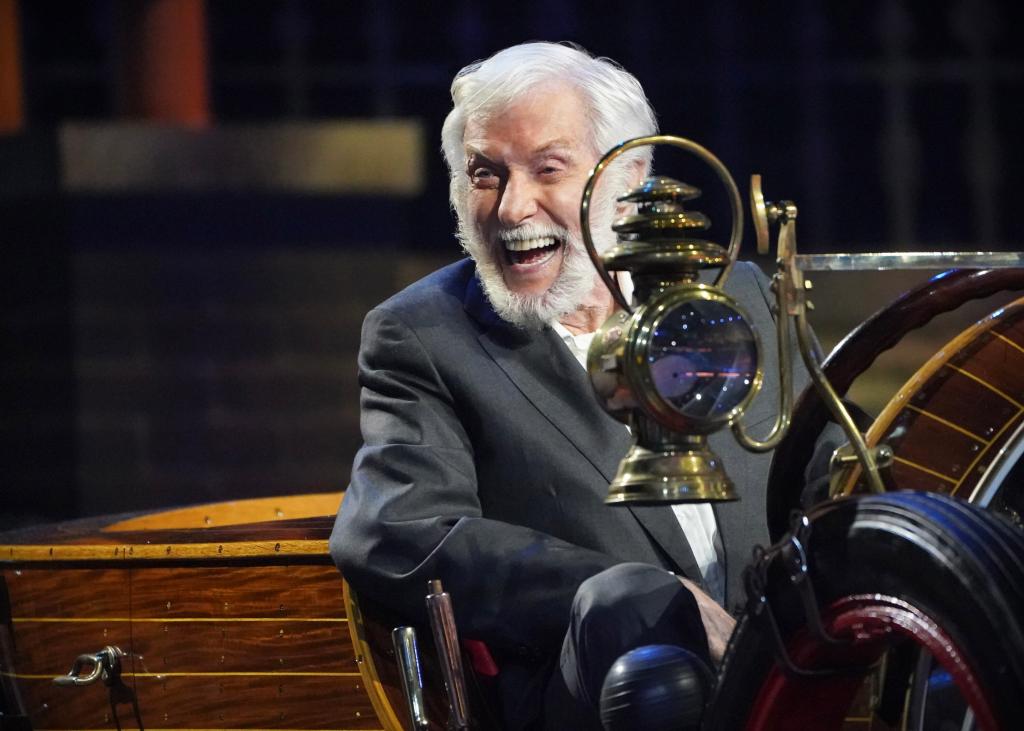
[648,299,758,421]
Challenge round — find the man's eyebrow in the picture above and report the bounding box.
[464,147,498,166]
[462,140,576,166]
[533,140,576,158]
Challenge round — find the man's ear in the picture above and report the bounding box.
[614,159,648,216]
[627,158,646,189]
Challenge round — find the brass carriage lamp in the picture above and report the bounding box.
[581,137,792,504]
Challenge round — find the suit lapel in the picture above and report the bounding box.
[477,316,627,483]
[465,273,702,579]
[629,505,702,582]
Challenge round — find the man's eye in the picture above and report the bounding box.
[471,168,499,187]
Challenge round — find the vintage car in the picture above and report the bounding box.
[3,267,1024,731]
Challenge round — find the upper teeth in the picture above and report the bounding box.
[504,237,556,252]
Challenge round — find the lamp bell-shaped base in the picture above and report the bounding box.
[606,440,737,505]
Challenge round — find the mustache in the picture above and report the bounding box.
[495,223,571,244]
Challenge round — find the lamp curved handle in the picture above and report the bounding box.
[579,134,746,313]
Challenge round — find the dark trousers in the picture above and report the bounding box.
[540,563,710,730]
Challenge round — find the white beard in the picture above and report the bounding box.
[456,185,623,331]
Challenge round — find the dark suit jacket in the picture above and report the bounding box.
[330,257,802,723]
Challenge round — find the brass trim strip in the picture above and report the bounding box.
[4,671,361,679]
[35,728,382,731]
[13,617,346,623]
[892,456,959,485]
[946,364,1024,409]
[343,581,404,731]
[954,409,1024,496]
[105,492,342,532]
[994,331,1024,355]
[2,539,329,563]
[905,405,990,444]
[134,671,361,677]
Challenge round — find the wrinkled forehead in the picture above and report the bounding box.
[461,81,598,155]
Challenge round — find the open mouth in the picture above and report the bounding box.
[503,236,563,267]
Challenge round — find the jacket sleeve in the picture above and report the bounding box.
[330,306,622,654]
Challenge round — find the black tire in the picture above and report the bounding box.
[704,491,1024,731]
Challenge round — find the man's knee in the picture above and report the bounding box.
[551,563,708,726]
[572,562,681,634]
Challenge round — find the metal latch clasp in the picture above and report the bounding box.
[53,645,125,687]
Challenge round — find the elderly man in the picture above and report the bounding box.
[332,42,799,730]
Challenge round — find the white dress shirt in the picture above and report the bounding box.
[550,319,725,604]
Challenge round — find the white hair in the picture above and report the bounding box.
[442,42,658,329]
[442,42,658,216]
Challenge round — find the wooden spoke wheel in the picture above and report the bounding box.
[767,268,1024,541]
[836,295,1024,519]
[704,492,1024,731]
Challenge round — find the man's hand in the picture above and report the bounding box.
[677,576,736,665]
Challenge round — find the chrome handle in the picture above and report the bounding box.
[392,626,431,731]
[53,645,124,687]
[426,580,470,731]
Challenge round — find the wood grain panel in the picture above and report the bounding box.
[18,674,382,729]
[8,619,132,675]
[948,329,1024,401]
[890,460,959,494]
[130,565,346,619]
[131,675,379,729]
[907,368,1017,441]
[3,568,129,618]
[130,619,355,673]
[1,513,334,564]
[883,409,982,484]
[17,677,126,729]
[992,313,1024,352]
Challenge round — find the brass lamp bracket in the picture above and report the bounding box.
[750,174,887,495]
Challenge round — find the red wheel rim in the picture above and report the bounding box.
[743,594,998,731]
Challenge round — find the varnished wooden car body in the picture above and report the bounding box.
[5,273,1024,731]
[0,493,388,731]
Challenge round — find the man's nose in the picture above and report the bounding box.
[497,174,539,227]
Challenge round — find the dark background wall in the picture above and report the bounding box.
[2,0,1022,527]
